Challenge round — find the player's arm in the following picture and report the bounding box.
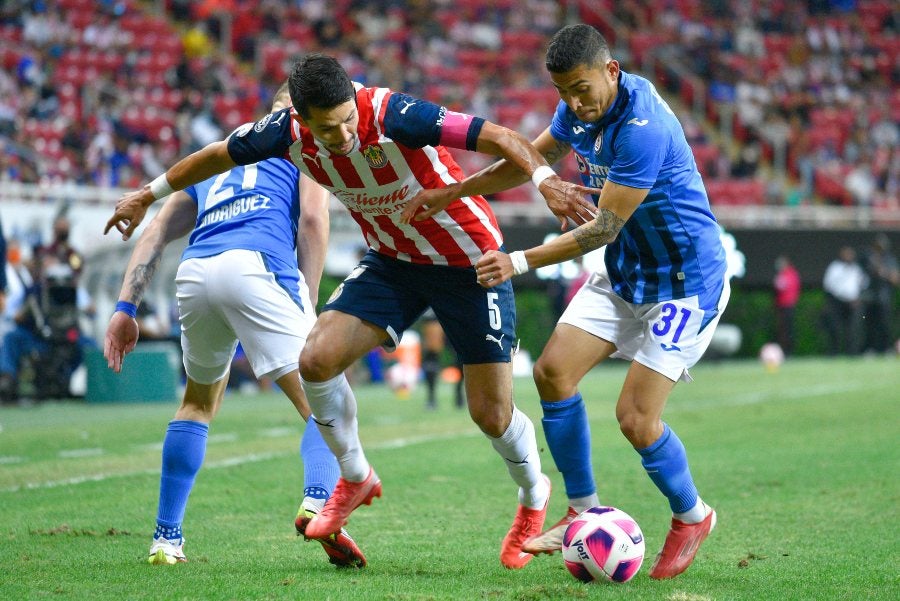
[296,172,330,310]
[475,182,647,287]
[401,121,597,229]
[105,141,235,241]
[104,192,197,373]
[106,108,295,241]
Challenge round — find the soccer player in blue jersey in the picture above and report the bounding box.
[104,85,368,568]
[403,24,728,579]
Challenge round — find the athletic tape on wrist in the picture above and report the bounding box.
[531,165,555,188]
[510,251,529,276]
[149,174,174,200]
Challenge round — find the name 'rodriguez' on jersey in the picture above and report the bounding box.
[226,83,505,268]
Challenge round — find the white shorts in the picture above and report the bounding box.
[175,249,314,384]
[559,272,731,382]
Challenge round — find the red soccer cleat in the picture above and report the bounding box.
[649,505,717,579]
[522,506,579,555]
[500,476,550,569]
[295,502,367,568]
[303,467,382,540]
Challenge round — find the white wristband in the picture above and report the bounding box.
[531,165,555,188]
[149,174,174,200]
[510,251,529,276]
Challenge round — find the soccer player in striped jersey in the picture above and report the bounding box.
[104,53,599,569]
[404,24,729,579]
[104,86,368,568]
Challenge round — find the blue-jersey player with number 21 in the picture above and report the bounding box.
[403,23,729,579]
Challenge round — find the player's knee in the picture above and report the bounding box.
[616,409,658,448]
[467,397,507,437]
[298,347,340,382]
[533,356,574,396]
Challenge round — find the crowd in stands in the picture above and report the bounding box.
[583,0,898,208]
[0,0,896,209]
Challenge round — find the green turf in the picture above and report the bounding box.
[1,357,898,600]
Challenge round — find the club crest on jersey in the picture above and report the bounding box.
[362,144,388,169]
[593,130,604,153]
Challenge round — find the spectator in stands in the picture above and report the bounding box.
[773,255,801,355]
[862,234,899,354]
[822,246,867,355]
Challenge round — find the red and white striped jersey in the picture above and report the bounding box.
[227,84,504,267]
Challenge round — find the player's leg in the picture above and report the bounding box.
[628,279,730,579]
[271,369,366,567]
[420,315,444,410]
[523,274,641,555]
[149,375,228,565]
[432,271,548,569]
[148,256,241,565]
[521,324,616,555]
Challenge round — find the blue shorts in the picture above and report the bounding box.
[323,250,516,364]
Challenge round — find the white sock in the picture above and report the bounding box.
[569,494,600,513]
[301,374,369,482]
[488,407,547,509]
[674,498,710,524]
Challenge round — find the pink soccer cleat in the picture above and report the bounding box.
[500,476,550,569]
[649,505,717,579]
[522,506,579,555]
[303,467,382,540]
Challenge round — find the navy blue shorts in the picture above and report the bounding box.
[323,250,516,364]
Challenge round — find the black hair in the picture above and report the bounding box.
[545,24,611,73]
[288,53,355,118]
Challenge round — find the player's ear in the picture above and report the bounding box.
[606,60,620,80]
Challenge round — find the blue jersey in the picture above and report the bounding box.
[550,70,726,304]
[181,158,305,307]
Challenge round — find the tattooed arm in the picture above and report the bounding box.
[474,181,647,287]
[104,192,197,372]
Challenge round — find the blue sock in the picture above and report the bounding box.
[301,419,340,501]
[541,393,595,499]
[637,423,698,513]
[156,420,208,531]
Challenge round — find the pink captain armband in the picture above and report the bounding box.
[438,110,477,149]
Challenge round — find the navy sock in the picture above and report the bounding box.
[156,420,208,530]
[637,423,698,513]
[301,419,340,501]
[541,393,595,499]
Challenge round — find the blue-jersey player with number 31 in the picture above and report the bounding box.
[403,23,729,579]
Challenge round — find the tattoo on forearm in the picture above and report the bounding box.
[126,244,164,304]
[572,208,626,253]
[543,141,571,166]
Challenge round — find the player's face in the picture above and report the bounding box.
[297,100,360,155]
[550,60,620,123]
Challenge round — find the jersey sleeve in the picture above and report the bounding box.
[606,121,668,189]
[548,101,573,143]
[226,108,294,165]
[183,184,199,202]
[383,92,485,150]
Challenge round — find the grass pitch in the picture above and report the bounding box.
[1,357,898,600]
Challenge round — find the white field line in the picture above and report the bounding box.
[2,430,480,493]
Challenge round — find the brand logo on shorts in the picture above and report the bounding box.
[660,343,681,352]
[485,333,504,350]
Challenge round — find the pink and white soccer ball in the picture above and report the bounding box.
[561,506,645,583]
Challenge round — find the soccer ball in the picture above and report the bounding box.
[561,506,645,583]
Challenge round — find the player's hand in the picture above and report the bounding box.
[104,311,140,373]
[104,188,153,241]
[400,186,459,224]
[539,176,601,231]
[475,250,514,288]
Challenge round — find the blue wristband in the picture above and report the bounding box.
[115,301,138,318]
